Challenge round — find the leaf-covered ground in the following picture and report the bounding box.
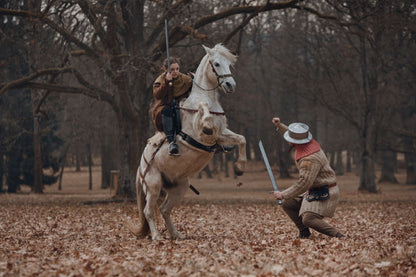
[1,165,415,276]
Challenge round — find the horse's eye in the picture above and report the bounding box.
[214,62,220,67]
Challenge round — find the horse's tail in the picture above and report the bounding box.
[126,159,150,238]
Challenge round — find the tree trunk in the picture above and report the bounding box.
[378,150,398,183]
[224,153,230,178]
[101,129,119,189]
[0,153,3,193]
[330,151,335,169]
[278,137,291,179]
[335,150,344,176]
[357,36,377,193]
[6,147,20,193]
[87,143,93,190]
[58,160,65,191]
[75,152,81,172]
[346,150,352,173]
[404,137,416,184]
[198,165,213,179]
[58,144,70,191]
[358,133,377,192]
[101,143,112,189]
[244,128,252,161]
[32,114,43,193]
[116,113,144,198]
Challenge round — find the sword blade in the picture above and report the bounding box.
[259,140,282,205]
[164,19,171,73]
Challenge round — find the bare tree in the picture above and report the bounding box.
[284,0,415,192]
[1,0,309,197]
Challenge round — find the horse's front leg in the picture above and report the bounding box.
[217,128,246,175]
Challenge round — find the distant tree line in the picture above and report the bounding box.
[0,0,415,196]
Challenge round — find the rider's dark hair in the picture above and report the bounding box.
[163,57,181,70]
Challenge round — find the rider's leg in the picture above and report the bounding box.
[282,197,311,238]
[174,101,181,132]
[161,107,179,156]
[302,212,344,238]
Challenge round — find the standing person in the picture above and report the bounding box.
[151,57,192,156]
[271,117,344,238]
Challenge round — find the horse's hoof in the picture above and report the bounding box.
[171,232,186,240]
[234,163,245,176]
[152,234,163,241]
[234,168,244,176]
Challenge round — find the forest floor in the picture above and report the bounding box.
[0,162,415,276]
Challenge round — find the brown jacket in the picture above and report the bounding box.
[151,72,192,131]
[277,123,339,217]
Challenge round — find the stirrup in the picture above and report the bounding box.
[168,142,180,156]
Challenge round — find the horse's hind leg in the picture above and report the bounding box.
[143,175,163,240]
[160,179,188,239]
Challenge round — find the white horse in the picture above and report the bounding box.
[130,44,246,240]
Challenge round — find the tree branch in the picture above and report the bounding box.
[0,68,73,96]
[145,0,193,48]
[25,82,114,105]
[150,0,305,60]
[0,8,99,58]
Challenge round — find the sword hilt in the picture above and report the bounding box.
[268,191,283,205]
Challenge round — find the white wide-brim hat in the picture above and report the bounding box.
[283,122,313,144]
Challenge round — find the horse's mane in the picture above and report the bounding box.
[212,44,237,65]
[194,44,237,79]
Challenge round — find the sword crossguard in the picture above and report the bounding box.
[268,191,283,205]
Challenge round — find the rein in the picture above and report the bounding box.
[191,61,233,91]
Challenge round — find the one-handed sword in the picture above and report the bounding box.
[164,19,173,88]
[259,140,282,205]
[164,19,171,73]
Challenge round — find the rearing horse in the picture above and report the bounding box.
[130,44,246,240]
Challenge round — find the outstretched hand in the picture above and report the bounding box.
[272,117,280,128]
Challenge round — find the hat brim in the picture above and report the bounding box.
[283,131,312,144]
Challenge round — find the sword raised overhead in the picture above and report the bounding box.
[259,140,282,205]
[164,19,171,73]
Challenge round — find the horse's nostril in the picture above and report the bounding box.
[203,128,213,135]
[226,82,232,89]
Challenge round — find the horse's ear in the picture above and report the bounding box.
[202,45,214,56]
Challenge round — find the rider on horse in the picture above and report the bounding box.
[151,57,192,156]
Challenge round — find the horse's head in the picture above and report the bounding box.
[203,44,237,94]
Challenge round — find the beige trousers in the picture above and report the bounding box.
[282,197,340,237]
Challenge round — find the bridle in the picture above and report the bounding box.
[192,60,233,91]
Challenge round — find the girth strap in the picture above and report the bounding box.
[178,131,218,153]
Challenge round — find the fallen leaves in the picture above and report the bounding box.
[0,199,415,276]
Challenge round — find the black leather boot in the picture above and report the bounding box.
[299,228,311,238]
[162,108,179,156]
